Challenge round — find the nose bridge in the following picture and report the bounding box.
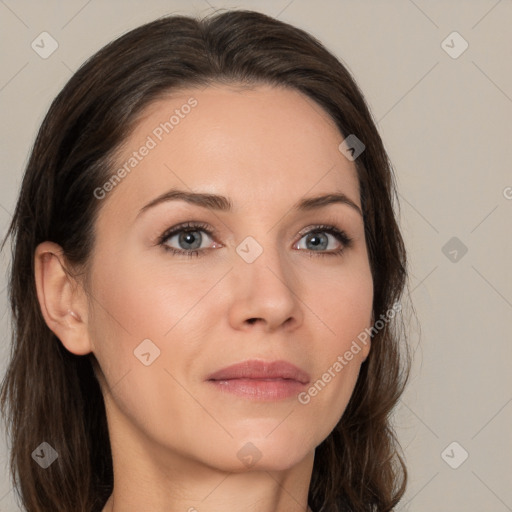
[228,231,302,329]
[236,231,294,290]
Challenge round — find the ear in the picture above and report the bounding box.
[34,241,92,355]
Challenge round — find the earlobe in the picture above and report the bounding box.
[34,241,92,355]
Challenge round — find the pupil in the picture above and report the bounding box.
[308,233,327,250]
[180,231,201,250]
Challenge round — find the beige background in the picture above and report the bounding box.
[1,1,511,510]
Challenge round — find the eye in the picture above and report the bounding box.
[294,225,353,257]
[157,222,219,258]
[157,222,353,258]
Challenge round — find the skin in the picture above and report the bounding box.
[34,84,373,512]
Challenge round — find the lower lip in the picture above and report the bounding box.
[208,378,307,400]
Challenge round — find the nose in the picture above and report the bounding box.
[227,241,304,333]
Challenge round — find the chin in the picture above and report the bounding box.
[233,433,316,472]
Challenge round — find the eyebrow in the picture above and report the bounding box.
[137,188,363,218]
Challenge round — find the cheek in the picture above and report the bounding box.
[295,260,373,432]
[89,248,208,341]
[307,256,373,349]
[86,246,219,398]
[85,253,206,436]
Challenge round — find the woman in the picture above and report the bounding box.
[0,9,409,512]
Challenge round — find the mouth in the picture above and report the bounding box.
[206,359,310,400]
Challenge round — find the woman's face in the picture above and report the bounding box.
[85,83,373,472]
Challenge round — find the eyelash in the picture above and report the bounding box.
[156,221,353,258]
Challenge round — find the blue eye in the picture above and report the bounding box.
[158,222,216,258]
[157,222,352,258]
[295,226,352,256]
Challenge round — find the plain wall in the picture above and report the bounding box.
[1,1,511,510]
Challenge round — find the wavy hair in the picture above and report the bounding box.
[0,9,410,511]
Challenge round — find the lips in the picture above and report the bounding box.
[206,359,310,384]
[206,360,310,400]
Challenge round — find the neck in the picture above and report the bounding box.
[102,465,314,512]
[102,439,315,512]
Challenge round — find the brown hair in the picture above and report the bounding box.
[0,9,409,511]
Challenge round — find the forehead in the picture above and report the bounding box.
[99,83,360,222]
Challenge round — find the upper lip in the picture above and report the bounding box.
[207,359,310,384]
